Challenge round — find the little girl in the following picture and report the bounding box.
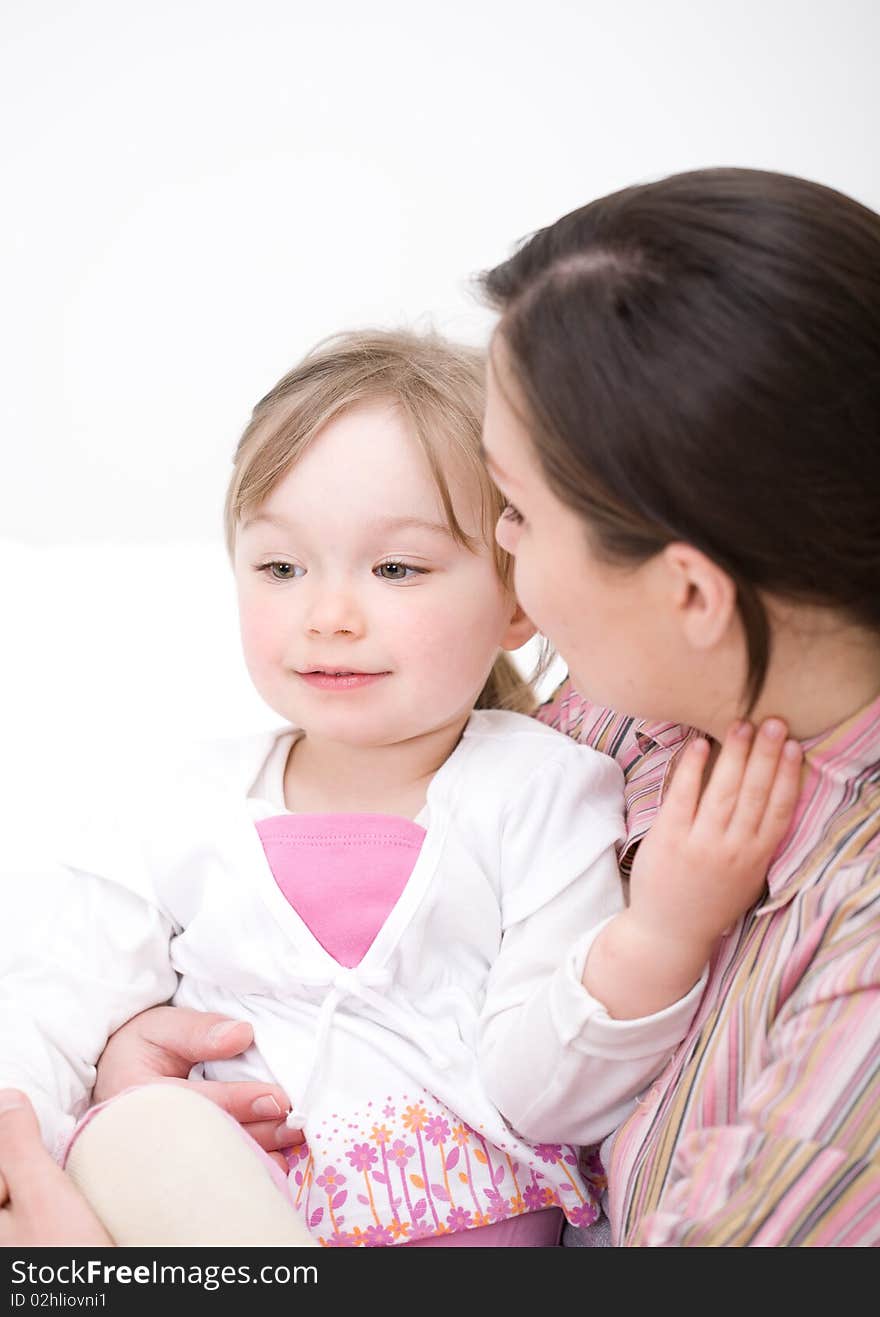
[0,328,801,1247]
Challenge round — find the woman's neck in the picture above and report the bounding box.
[282,715,470,817]
[706,607,880,743]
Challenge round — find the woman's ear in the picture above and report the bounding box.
[501,599,538,652]
[661,542,737,649]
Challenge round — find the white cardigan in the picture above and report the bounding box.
[0,710,703,1242]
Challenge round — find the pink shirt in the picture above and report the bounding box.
[256,814,426,969]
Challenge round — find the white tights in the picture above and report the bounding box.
[64,1085,317,1247]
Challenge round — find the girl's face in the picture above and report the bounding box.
[234,398,524,748]
[483,354,696,723]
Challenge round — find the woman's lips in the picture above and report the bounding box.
[296,670,389,691]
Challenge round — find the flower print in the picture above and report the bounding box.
[485,1192,510,1224]
[523,1182,546,1212]
[326,1230,356,1247]
[401,1103,428,1132]
[315,1166,346,1193]
[389,1220,411,1241]
[408,1220,436,1242]
[446,1206,473,1233]
[286,1142,310,1166]
[471,1210,491,1229]
[423,1115,450,1146]
[568,1202,600,1228]
[370,1123,392,1146]
[451,1124,471,1146]
[349,1226,366,1246]
[383,1104,395,1118]
[363,1224,395,1247]
[541,1186,560,1208]
[346,1143,378,1173]
[509,1193,525,1215]
[534,1143,564,1164]
[387,1139,415,1167]
[580,1146,607,1194]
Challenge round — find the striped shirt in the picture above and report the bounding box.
[537,680,880,1246]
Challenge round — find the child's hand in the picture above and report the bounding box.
[583,718,803,1019]
[630,717,802,957]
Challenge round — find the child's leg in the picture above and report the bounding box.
[64,1085,317,1247]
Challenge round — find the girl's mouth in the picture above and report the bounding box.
[297,670,389,691]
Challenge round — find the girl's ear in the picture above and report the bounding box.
[501,600,538,652]
[661,542,737,649]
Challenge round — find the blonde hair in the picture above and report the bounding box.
[225,327,546,716]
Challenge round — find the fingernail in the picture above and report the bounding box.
[783,739,802,759]
[734,720,754,739]
[761,719,785,740]
[208,1020,247,1044]
[0,1091,26,1114]
[251,1096,283,1118]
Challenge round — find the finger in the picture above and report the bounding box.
[728,717,789,835]
[0,1092,65,1202]
[274,1119,305,1148]
[151,1082,302,1151]
[176,1079,292,1127]
[0,1170,7,1208]
[661,737,711,828]
[240,1119,305,1152]
[756,738,803,847]
[134,1079,301,1151]
[693,720,754,829]
[133,1007,255,1063]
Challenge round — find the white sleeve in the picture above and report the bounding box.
[0,862,178,1159]
[478,747,706,1147]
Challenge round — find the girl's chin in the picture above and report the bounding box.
[286,721,407,746]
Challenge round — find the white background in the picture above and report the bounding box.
[1,1,878,823]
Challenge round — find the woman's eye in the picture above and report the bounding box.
[501,503,524,525]
[258,561,304,580]
[375,561,422,582]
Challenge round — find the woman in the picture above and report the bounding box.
[475,165,880,1245]
[2,166,878,1246]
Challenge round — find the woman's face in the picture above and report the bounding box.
[482,350,698,722]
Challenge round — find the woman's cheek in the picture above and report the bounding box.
[494,518,513,554]
[495,515,525,558]
[511,553,540,626]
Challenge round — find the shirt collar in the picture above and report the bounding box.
[761,688,880,908]
[634,720,695,755]
[798,688,880,782]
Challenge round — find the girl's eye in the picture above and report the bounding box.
[502,502,524,525]
[374,561,423,582]
[258,561,305,580]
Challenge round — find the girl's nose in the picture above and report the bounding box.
[304,588,364,638]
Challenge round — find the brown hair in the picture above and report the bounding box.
[478,167,880,710]
[225,327,542,715]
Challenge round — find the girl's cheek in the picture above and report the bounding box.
[238,599,283,663]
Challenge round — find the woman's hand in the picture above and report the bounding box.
[584,717,803,1018]
[0,1091,113,1246]
[94,1007,301,1170]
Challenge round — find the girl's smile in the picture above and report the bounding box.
[295,669,391,691]
[233,396,531,760]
